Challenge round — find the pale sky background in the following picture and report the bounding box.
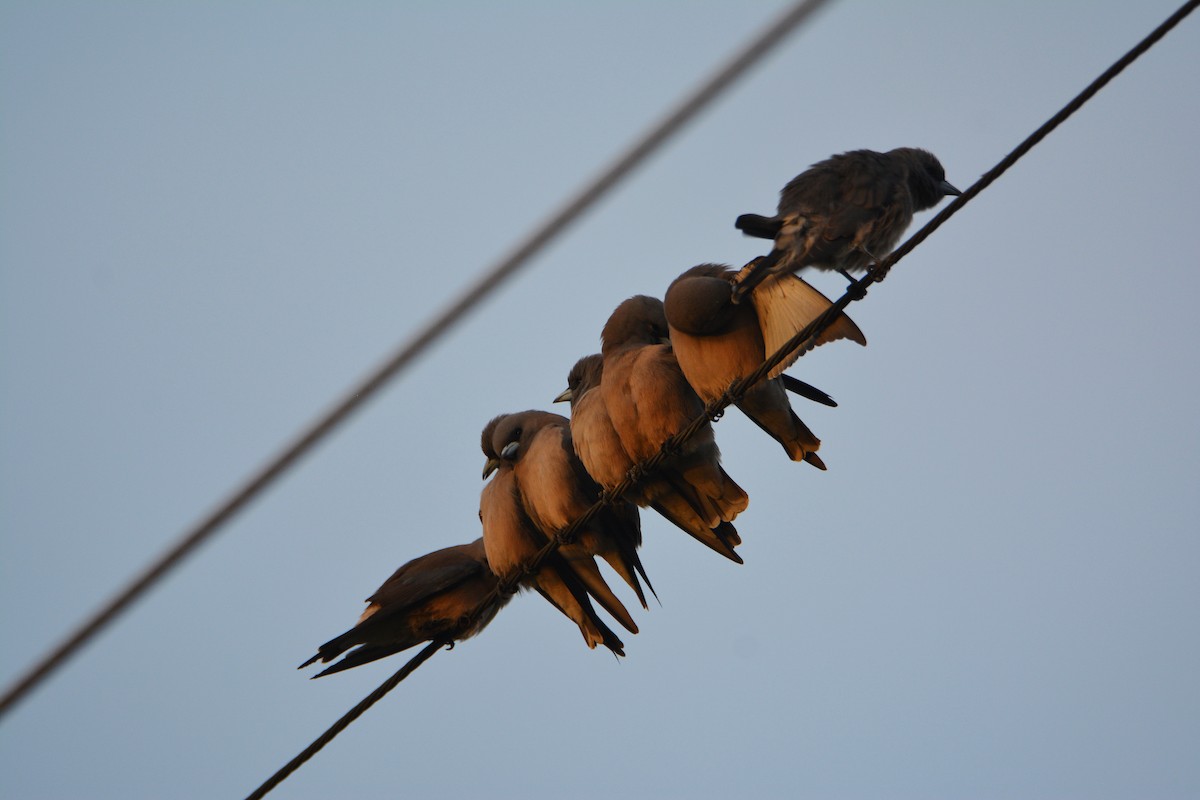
[2,2,1198,798]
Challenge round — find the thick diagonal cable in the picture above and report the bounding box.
[243,640,443,800]
[0,0,834,721]
[242,5,1199,795]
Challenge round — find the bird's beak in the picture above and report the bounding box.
[553,387,572,403]
[500,442,520,460]
[940,180,962,197]
[482,458,500,479]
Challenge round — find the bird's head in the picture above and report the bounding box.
[894,147,961,209]
[481,410,564,478]
[601,295,671,354]
[555,353,604,406]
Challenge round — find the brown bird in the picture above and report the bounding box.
[556,354,743,563]
[599,297,747,523]
[733,147,960,299]
[484,410,654,608]
[664,263,867,466]
[480,411,637,655]
[299,539,507,678]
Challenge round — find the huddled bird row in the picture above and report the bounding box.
[301,147,960,675]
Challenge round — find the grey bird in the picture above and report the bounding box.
[556,354,743,562]
[733,147,960,299]
[299,539,507,678]
[664,263,867,466]
[480,412,636,655]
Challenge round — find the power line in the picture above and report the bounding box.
[0,0,834,721]
[245,641,444,800]
[882,0,1200,271]
[242,2,1200,796]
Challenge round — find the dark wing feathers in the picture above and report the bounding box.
[366,550,483,611]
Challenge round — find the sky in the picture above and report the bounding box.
[2,2,1198,798]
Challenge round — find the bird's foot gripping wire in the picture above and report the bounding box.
[837,269,869,301]
[857,244,892,284]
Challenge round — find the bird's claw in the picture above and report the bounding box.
[841,273,868,301]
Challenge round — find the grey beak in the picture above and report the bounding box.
[482,457,500,479]
[553,387,572,403]
[500,442,520,461]
[940,180,962,197]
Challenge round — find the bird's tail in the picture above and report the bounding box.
[597,547,654,609]
[592,505,656,608]
[535,552,627,656]
[736,380,823,466]
[674,459,748,525]
[735,213,783,239]
[297,628,361,670]
[309,643,414,678]
[648,494,744,564]
[561,546,639,635]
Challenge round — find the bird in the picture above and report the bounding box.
[732,147,960,300]
[298,539,507,678]
[599,297,748,528]
[483,410,654,609]
[480,411,637,655]
[556,353,744,563]
[664,263,867,466]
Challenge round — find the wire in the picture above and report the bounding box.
[0,0,834,721]
[245,641,444,800]
[882,0,1200,272]
[240,2,1200,796]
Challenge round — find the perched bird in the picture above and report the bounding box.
[599,297,747,525]
[556,354,743,563]
[480,412,635,655]
[733,147,960,299]
[664,263,867,466]
[299,539,506,678]
[484,410,654,609]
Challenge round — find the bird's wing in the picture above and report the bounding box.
[753,274,866,378]
[627,347,704,451]
[820,167,903,244]
[362,546,486,619]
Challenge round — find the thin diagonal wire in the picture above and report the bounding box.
[244,640,444,800]
[242,3,1199,796]
[880,0,1200,271]
[0,0,834,721]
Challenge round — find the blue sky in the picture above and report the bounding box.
[2,2,1198,798]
